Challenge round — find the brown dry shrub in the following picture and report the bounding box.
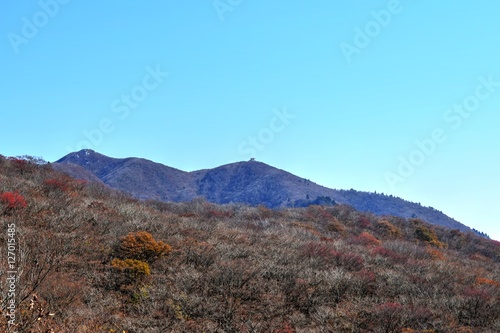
[111,258,151,277]
[117,231,172,263]
[376,219,403,238]
[415,225,446,249]
[326,216,346,233]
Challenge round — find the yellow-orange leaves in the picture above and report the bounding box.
[118,231,172,263]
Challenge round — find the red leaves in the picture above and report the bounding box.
[300,242,332,260]
[44,178,70,192]
[352,232,381,246]
[373,247,405,263]
[356,214,372,228]
[10,158,28,172]
[332,251,364,271]
[44,176,87,193]
[0,192,27,210]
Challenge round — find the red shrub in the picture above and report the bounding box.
[300,242,332,260]
[306,205,333,221]
[300,243,363,270]
[10,158,28,172]
[331,250,364,271]
[352,232,381,246]
[1,192,27,210]
[43,176,87,196]
[357,214,372,228]
[373,247,405,263]
[44,178,70,192]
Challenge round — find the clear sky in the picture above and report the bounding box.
[1,1,499,240]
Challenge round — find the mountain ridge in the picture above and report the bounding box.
[55,149,475,234]
[1,153,499,331]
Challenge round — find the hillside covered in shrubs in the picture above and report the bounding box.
[1,155,500,332]
[55,149,474,234]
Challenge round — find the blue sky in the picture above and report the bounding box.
[1,1,499,240]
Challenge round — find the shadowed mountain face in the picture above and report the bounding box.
[55,149,473,233]
[56,150,196,201]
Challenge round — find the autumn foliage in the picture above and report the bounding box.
[414,222,447,248]
[0,155,500,332]
[0,191,27,211]
[111,258,151,277]
[116,231,172,263]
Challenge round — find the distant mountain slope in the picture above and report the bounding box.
[55,150,474,233]
[331,190,466,231]
[52,162,104,184]
[195,160,337,207]
[56,150,196,201]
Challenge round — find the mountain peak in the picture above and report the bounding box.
[58,149,103,162]
[53,150,475,234]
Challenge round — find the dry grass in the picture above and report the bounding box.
[0,155,499,332]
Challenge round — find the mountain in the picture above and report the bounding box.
[1,154,500,332]
[55,149,196,201]
[55,149,474,233]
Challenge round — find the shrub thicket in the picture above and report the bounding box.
[0,156,499,332]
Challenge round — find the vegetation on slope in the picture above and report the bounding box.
[0,155,499,332]
[55,150,474,234]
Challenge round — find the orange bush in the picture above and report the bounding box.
[376,219,402,238]
[118,231,172,263]
[475,277,500,287]
[353,232,382,246]
[111,258,151,277]
[426,247,445,260]
[415,226,446,248]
